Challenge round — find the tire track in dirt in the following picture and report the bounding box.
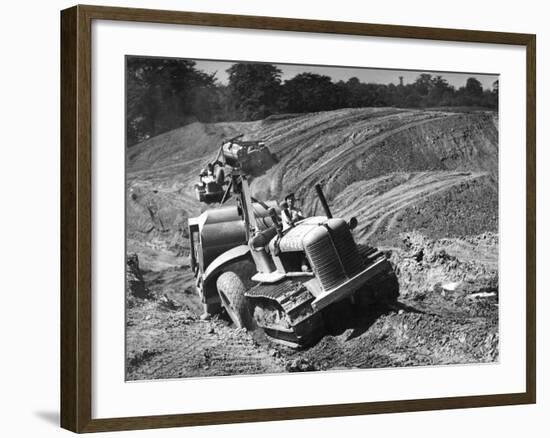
[126,302,284,379]
[297,114,451,184]
[249,109,443,199]
[333,170,488,242]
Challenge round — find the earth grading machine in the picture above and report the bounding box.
[188,136,398,347]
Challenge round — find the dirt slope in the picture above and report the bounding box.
[125,107,499,379]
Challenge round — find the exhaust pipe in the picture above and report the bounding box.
[281,202,295,228]
[315,184,332,219]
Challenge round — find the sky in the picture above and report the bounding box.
[193,59,498,90]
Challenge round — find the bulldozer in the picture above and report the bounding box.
[188,137,398,347]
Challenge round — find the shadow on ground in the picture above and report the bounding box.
[321,298,424,342]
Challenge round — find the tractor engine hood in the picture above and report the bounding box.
[268,216,366,292]
[268,216,333,253]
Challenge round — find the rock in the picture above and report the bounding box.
[412,291,426,301]
[159,294,179,310]
[468,292,497,300]
[442,281,461,292]
[286,358,316,372]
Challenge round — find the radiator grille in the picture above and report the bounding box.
[306,234,346,290]
[330,225,364,275]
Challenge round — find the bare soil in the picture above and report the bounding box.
[125,107,499,380]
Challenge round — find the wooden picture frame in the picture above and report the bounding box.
[61,4,536,433]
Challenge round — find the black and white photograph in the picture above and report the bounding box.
[0,0,544,434]
[125,56,499,380]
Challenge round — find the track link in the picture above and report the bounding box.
[245,279,324,348]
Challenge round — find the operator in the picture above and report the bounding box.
[199,160,224,184]
[281,193,304,229]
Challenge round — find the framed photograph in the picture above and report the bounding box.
[60,4,536,433]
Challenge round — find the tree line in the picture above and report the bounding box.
[127,57,498,146]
